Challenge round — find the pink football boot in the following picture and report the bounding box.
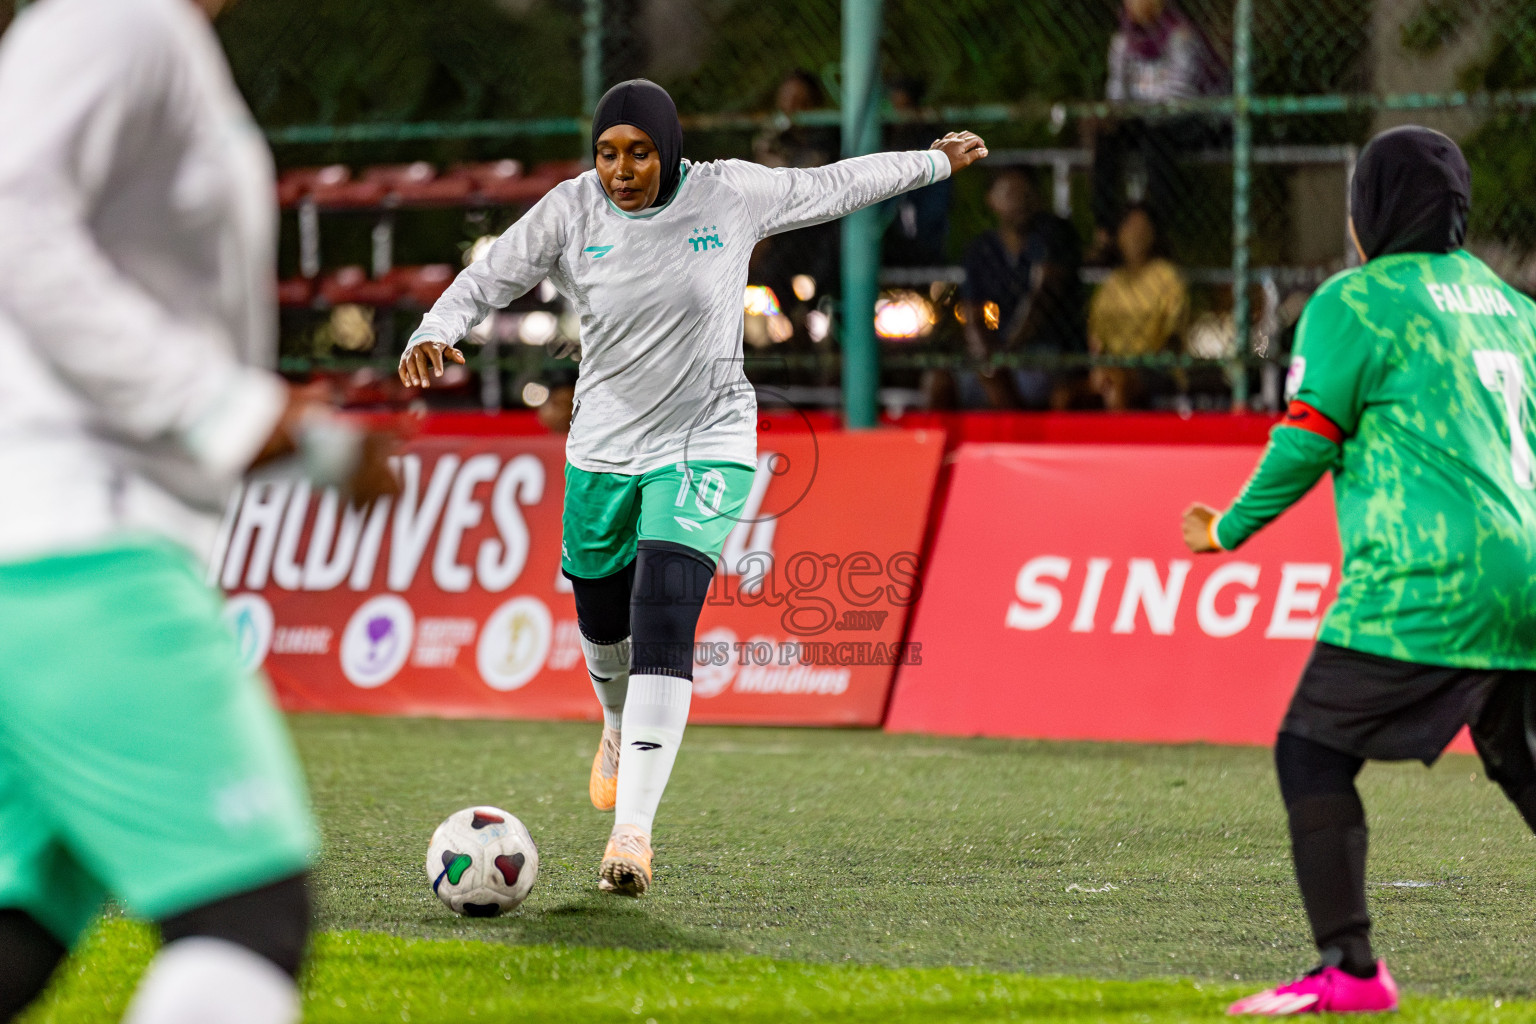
[1227,961,1399,1015]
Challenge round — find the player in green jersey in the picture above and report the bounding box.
[1182,126,1536,1015]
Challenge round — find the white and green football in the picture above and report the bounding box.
[425,806,538,917]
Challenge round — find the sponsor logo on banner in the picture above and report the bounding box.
[731,634,852,695]
[272,626,333,655]
[341,595,415,688]
[547,620,584,672]
[1004,556,1332,639]
[888,444,1345,746]
[691,626,738,697]
[223,593,274,672]
[413,618,478,668]
[211,452,548,596]
[689,627,916,699]
[477,596,553,692]
[214,432,943,727]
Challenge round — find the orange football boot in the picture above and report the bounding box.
[589,726,620,811]
[598,824,652,896]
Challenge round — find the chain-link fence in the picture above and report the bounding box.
[165,0,1536,417]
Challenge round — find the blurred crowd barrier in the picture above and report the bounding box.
[215,413,1372,744]
[56,0,1529,417]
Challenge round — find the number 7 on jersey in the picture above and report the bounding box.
[1474,349,1536,489]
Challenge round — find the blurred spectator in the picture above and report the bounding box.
[1088,0,1226,259]
[752,69,835,169]
[1087,205,1189,410]
[750,70,839,347]
[314,304,375,355]
[927,168,1084,410]
[882,76,953,267]
[535,368,576,434]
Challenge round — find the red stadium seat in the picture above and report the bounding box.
[277,159,587,210]
[318,265,402,306]
[277,165,349,208]
[309,165,389,209]
[393,165,476,205]
[384,264,457,307]
[361,162,436,187]
[455,160,524,192]
[276,276,316,308]
[476,177,556,205]
[362,162,470,205]
[460,160,540,205]
[534,159,587,181]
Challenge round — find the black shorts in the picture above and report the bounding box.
[1282,642,1536,766]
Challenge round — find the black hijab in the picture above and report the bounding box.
[592,79,684,208]
[1350,125,1470,260]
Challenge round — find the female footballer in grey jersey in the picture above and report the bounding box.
[402,79,987,896]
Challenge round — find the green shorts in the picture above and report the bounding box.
[0,541,317,946]
[561,459,757,579]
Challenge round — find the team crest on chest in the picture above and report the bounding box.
[687,226,723,253]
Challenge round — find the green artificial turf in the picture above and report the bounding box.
[19,716,1536,1021]
[24,921,1534,1023]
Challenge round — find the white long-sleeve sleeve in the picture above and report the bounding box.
[403,152,952,476]
[0,0,284,563]
[0,0,283,478]
[409,187,572,347]
[715,150,951,238]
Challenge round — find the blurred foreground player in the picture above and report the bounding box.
[0,0,393,1021]
[402,79,988,896]
[1182,126,1536,1015]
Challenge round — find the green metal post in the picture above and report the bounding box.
[582,0,604,117]
[840,0,883,429]
[1230,0,1253,410]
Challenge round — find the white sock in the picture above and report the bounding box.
[615,673,692,834]
[123,937,299,1024]
[581,634,630,731]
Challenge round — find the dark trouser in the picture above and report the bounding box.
[1091,116,1223,233]
[0,873,310,1022]
[1275,645,1536,976]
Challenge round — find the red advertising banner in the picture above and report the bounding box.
[888,444,1348,746]
[215,429,944,726]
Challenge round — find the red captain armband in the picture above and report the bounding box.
[1280,400,1345,445]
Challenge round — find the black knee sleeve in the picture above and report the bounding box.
[1276,730,1365,804]
[1275,732,1375,975]
[158,873,311,980]
[1470,676,1536,833]
[630,543,714,679]
[0,910,66,1022]
[570,560,636,645]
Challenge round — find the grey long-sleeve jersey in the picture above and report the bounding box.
[411,151,951,474]
[0,0,285,564]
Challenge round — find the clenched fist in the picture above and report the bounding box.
[1181,503,1222,553]
[931,131,989,174]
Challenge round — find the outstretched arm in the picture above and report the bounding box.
[727,131,987,239]
[1183,415,1341,552]
[401,188,569,387]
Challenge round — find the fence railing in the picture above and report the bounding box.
[198,0,1536,418]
